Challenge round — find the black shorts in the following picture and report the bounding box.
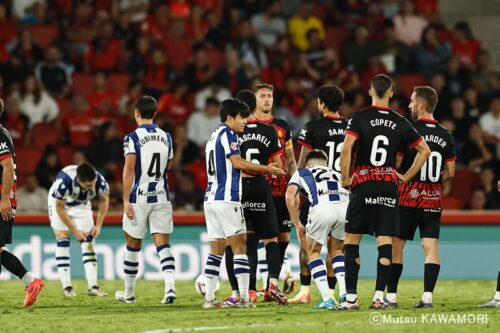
[242,176,279,239]
[299,198,311,227]
[398,206,441,241]
[346,181,399,237]
[273,196,291,233]
[0,218,13,246]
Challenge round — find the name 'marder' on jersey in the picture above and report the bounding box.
[289,166,349,208]
[239,119,281,174]
[124,124,173,204]
[50,166,109,206]
[205,124,241,203]
[0,126,17,208]
[298,115,347,172]
[346,106,422,188]
[398,119,457,210]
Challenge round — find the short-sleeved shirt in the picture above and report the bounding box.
[398,118,457,210]
[0,126,17,208]
[346,106,422,188]
[298,115,347,172]
[49,165,109,207]
[124,124,174,204]
[205,124,241,203]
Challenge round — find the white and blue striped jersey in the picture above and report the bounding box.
[49,165,109,206]
[204,124,241,203]
[123,124,173,204]
[289,166,349,208]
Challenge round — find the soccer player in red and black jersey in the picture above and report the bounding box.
[253,83,297,292]
[338,74,431,310]
[0,98,44,306]
[386,86,456,308]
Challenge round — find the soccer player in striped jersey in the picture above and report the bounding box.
[116,96,176,304]
[48,162,109,297]
[286,150,349,310]
[203,99,284,309]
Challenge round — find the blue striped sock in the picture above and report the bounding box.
[56,238,71,288]
[204,254,222,301]
[124,245,140,297]
[157,243,175,293]
[332,255,346,296]
[308,258,331,302]
[234,254,250,302]
[81,241,97,289]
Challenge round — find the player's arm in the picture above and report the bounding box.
[0,157,14,221]
[55,199,87,241]
[340,134,357,188]
[442,160,456,183]
[229,155,285,176]
[285,184,305,245]
[396,140,431,183]
[93,194,109,239]
[297,145,311,169]
[166,159,173,172]
[284,140,297,177]
[123,154,136,219]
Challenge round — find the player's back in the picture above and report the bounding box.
[399,119,456,209]
[239,120,281,171]
[298,115,347,172]
[124,124,173,204]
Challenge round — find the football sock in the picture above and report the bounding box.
[327,276,336,290]
[257,241,268,289]
[124,245,140,298]
[81,240,97,289]
[204,254,222,302]
[157,243,175,293]
[278,241,289,267]
[265,242,281,283]
[246,233,258,291]
[299,273,311,293]
[332,255,346,297]
[1,250,29,282]
[424,263,440,293]
[280,255,292,280]
[56,238,71,288]
[308,258,331,302]
[234,254,250,302]
[224,246,239,292]
[375,244,392,293]
[21,272,35,286]
[496,271,500,298]
[344,244,360,297]
[387,263,403,294]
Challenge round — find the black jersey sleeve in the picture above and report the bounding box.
[297,121,312,149]
[401,118,422,148]
[445,133,457,162]
[0,131,13,161]
[345,113,361,140]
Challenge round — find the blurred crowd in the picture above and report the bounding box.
[0,0,498,213]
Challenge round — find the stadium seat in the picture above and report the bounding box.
[441,196,466,210]
[72,73,95,97]
[28,24,59,49]
[324,26,349,55]
[15,147,43,176]
[398,74,428,99]
[57,99,72,119]
[57,146,73,166]
[31,123,60,149]
[450,169,478,200]
[108,73,131,97]
[206,49,225,69]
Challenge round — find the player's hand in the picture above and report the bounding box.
[341,173,355,188]
[0,199,12,221]
[396,172,408,183]
[296,224,306,245]
[124,201,135,220]
[91,226,101,239]
[73,229,89,241]
[266,162,286,176]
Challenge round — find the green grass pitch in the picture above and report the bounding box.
[0,279,498,333]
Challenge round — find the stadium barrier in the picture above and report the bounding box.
[3,211,499,281]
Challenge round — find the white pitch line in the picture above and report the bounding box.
[141,323,276,333]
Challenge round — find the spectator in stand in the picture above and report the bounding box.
[303,28,339,83]
[360,54,388,90]
[371,20,411,74]
[449,96,471,142]
[84,19,122,73]
[119,0,149,24]
[204,6,231,49]
[334,0,366,27]
[157,79,191,127]
[35,45,72,99]
[415,25,452,78]
[393,0,428,47]
[442,54,470,97]
[451,21,481,67]
[64,95,93,147]
[16,175,48,213]
[429,72,451,119]
[185,4,209,43]
[0,3,18,56]
[163,17,193,70]
[467,189,487,210]
[463,123,493,172]
[35,145,62,190]
[464,87,481,121]
[187,97,221,147]
[171,124,200,170]
[126,36,152,79]
[216,49,249,94]
[88,72,118,126]
[2,97,29,147]
[87,121,123,179]
[288,1,325,52]
[194,78,231,112]
[261,35,293,90]
[279,76,305,119]
[119,79,143,115]
[478,167,500,209]
[114,10,139,51]
[13,75,59,128]
[11,29,44,70]
[250,0,286,49]
[345,26,372,72]
[72,147,87,165]
[143,48,173,99]
[67,3,97,60]
[441,118,463,165]
[12,0,46,24]
[172,171,203,212]
[472,50,496,93]
[379,0,400,19]
[479,95,500,160]
[140,2,170,41]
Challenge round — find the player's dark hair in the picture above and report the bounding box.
[317,84,344,112]
[76,162,97,182]
[220,98,250,122]
[306,149,328,162]
[414,86,438,113]
[370,74,392,99]
[134,95,157,119]
[252,83,274,93]
[235,89,256,111]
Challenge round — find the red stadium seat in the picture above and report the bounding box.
[206,49,225,69]
[398,74,428,99]
[15,147,43,176]
[442,196,466,210]
[325,26,349,54]
[57,146,73,166]
[31,123,60,149]
[29,24,59,49]
[57,99,72,119]
[450,169,479,201]
[72,73,94,97]
[108,73,131,97]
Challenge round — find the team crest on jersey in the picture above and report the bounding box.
[359,169,368,176]
[230,142,238,150]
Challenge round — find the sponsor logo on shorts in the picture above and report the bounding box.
[242,201,266,212]
[138,189,166,196]
[318,189,340,196]
[282,219,291,228]
[365,196,396,207]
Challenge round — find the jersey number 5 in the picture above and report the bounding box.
[148,153,161,180]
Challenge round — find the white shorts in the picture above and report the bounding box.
[123,203,173,239]
[48,200,94,232]
[204,202,246,241]
[306,201,348,245]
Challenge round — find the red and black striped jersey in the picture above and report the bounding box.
[0,126,17,208]
[298,115,347,173]
[346,106,422,188]
[398,118,457,209]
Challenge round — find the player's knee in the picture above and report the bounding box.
[378,244,392,266]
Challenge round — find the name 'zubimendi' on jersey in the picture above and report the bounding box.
[202,98,284,309]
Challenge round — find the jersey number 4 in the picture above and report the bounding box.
[208,150,216,176]
[148,153,162,181]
